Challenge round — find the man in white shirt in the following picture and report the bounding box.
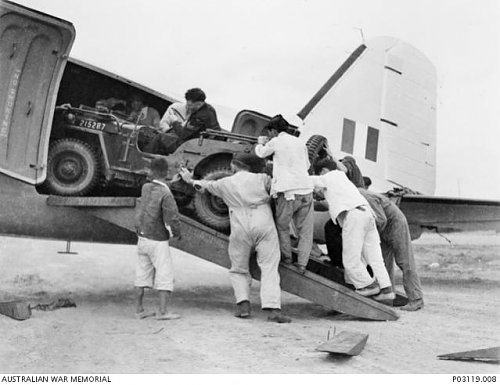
[179,154,291,323]
[255,115,314,274]
[159,102,188,133]
[310,157,394,300]
[128,94,161,129]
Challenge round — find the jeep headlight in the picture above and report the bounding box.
[65,112,76,124]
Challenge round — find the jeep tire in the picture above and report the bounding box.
[44,138,101,196]
[306,134,328,174]
[193,167,232,232]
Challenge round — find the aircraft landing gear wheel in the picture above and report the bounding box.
[193,167,232,232]
[44,138,101,196]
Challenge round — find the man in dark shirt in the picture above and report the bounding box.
[322,188,424,310]
[359,188,424,311]
[135,158,182,320]
[145,88,221,155]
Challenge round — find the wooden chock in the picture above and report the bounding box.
[0,300,32,320]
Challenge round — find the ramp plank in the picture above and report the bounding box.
[47,196,136,207]
[307,256,409,306]
[79,209,399,321]
[278,264,399,321]
[316,331,369,356]
[0,301,31,320]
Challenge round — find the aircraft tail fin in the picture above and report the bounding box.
[299,37,437,195]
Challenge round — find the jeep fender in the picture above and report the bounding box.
[193,153,233,178]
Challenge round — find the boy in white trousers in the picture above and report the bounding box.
[135,158,182,320]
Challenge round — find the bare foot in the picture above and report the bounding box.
[156,312,181,320]
[135,311,156,320]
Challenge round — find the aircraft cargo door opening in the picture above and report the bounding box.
[34,59,177,198]
[55,59,172,119]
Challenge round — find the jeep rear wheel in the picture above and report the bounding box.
[306,135,328,174]
[193,167,232,232]
[45,138,101,196]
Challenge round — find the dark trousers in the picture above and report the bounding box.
[144,132,179,155]
[324,218,374,276]
[274,192,314,267]
[324,219,343,268]
[381,207,423,301]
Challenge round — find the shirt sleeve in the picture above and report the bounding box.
[159,110,171,132]
[304,145,311,169]
[255,138,276,158]
[196,178,226,197]
[161,189,181,238]
[151,108,161,129]
[135,185,147,232]
[370,199,388,232]
[309,175,327,188]
[262,174,272,193]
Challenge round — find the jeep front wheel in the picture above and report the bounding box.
[193,167,232,232]
[44,138,101,196]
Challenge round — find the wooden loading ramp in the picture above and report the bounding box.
[47,196,399,321]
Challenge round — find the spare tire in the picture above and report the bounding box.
[306,135,328,174]
[193,167,232,232]
[44,138,101,196]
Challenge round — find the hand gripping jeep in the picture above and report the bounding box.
[41,105,287,232]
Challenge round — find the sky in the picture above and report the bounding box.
[14,0,500,199]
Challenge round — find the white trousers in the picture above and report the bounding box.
[340,208,392,289]
[228,206,281,309]
[135,237,174,291]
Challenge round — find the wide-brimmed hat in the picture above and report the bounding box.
[264,114,290,133]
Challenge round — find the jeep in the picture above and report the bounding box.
[40,102,286,232]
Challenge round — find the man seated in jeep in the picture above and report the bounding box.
[145,88,221,155]
[95,97,127,115]
[159,101,188,133]
[128,94,161,129]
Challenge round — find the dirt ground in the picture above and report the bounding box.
[0,231,499,374]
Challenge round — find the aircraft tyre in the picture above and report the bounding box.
[193,167,232,232]
[44,138,101,196]
[306,135,328,174]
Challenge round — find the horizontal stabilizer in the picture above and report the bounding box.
[398,195,500,238]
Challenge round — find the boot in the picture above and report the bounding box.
[400,299,424,311]
[235,300,251,318]
[267,309,291,323]
[355,281,380,297]
[373,287,395,305]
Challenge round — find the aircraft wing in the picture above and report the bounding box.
[398,195,500,239]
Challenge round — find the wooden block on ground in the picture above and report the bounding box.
[438,347,500,363]
[0,301,31,320]
[316,331,369,356]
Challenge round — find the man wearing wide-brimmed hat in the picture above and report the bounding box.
[255,114,314,274]
[180,154,291,323]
